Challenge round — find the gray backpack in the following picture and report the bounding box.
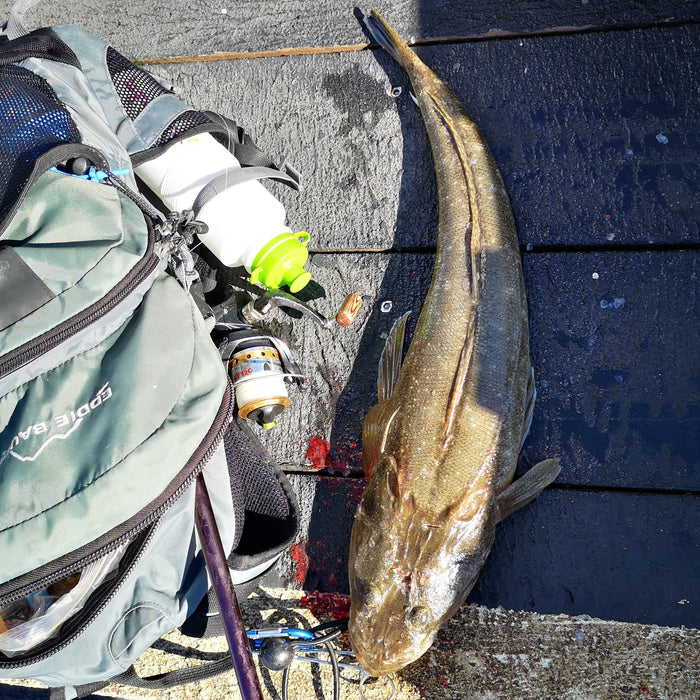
[0,16,299,698]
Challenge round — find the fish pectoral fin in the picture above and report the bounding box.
[495,458,560,523]
[361,400,400,477]
[378,311,411,402]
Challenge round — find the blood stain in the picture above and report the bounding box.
[301,590,351,620]
[306,436,331,470]
[288,540,309,587]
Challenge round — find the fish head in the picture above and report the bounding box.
[348,453,495,676]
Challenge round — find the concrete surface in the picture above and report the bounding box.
[2,587,698,699]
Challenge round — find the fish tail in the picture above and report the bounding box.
[363,8,412,66]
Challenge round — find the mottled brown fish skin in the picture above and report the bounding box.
[348,10,531,675]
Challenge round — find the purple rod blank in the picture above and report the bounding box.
[194,473,264,700]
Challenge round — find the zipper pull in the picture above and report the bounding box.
[50,166,131,182]
[83,167,131,182]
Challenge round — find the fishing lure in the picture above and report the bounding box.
[249,619,396,700]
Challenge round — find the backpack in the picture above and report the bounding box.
[0,12,300,698]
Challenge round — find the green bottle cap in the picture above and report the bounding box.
[250,231,311,293]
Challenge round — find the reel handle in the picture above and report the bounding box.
[241,290,363,328]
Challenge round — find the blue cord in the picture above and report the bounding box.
[50,166,130,182]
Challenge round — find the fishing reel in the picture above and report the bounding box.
[218,324,302,429]
[215,290,362,429]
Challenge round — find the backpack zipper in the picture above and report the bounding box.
[0,380,233,668]
[0,145,110,238]
[0,525,155,668]
[0,180,163,380]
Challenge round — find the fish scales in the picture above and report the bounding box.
[363,18,529,514]
[347,9,559,677]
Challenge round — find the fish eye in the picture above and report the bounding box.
[406,605,430,628]
[355,578,370,602]
[356,579,381,608]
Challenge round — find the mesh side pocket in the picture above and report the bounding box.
[153,110,214,147]
[0,64,81,222]
[106,46,169,120]
[224,417,299,562]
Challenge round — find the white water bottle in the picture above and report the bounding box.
[135,133,311,292]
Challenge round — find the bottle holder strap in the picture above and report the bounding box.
[191,165,300,219]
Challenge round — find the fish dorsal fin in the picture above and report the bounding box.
[520,367,536,450]
[496,458,560,523]
[362,313,408,477]
[378,312,411,402]
[361,401,400,478]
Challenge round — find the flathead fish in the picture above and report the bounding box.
[348,9,560,676]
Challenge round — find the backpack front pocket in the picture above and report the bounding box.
[0,272,228,586]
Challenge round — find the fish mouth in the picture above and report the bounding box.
[349,612,434,676]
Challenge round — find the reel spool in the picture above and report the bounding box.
[219,326,303,429]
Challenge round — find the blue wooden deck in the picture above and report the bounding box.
[0,1,697,697]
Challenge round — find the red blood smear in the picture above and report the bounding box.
[288,541,309,587]
[306,436,331,470]
[300,590,351,621]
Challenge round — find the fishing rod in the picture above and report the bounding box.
[194,474,264,700]
[197,286,364,697]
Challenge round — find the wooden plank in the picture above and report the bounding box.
[522,250,700,491]
[3,0,698,59]
[470,489,699,628]
[147,24,699,249]
[272,476,700,629]
[251,250,699,491]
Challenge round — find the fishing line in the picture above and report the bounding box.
[247,619,396,700]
